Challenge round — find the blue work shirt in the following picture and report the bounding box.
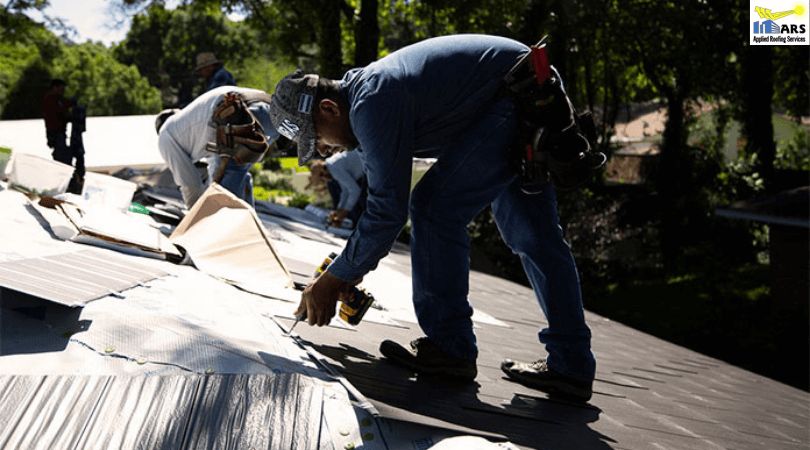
[327,34,529,282]
[206,66,236,91]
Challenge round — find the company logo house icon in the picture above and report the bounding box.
[751,1,809,45]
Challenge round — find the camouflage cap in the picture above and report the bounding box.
[269,69,319,166]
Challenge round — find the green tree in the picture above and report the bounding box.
[773,46,810,125]
[54,43,162,116]
[600,0,740,268]
[232,55,297,94]
[0,24,61,117]
[113,3,264,107]
[353,0,381,67]
[113,0,378,79]
[0,0,75,44]
[0,27,160,119]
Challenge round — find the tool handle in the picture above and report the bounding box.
[287,313,306,334]
[213,155,231,184]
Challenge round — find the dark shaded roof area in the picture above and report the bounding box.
[286,251,810,450]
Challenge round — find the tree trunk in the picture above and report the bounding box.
[741,45,776,193]
[316,0,343,79]
[353,0,379,68]
[656,88,688,269]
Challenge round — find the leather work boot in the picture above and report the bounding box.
[379,337,477,381]
[501,358,593,402]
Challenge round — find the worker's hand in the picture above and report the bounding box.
[328,209,350,228]
[295,271,359,326]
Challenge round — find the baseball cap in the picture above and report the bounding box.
[269,69,319,166]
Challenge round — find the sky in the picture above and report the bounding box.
[30,0,159,47]
[30,0,247,47]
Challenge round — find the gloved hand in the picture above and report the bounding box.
[70,95,78,103]
[328,209,349,228]
[295,271,360,326]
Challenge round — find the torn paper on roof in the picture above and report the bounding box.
[54,201,181,260]
[170,183,294,294]
[4,152,73,197]
[30,195,181,260]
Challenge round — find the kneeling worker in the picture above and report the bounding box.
[307,150,367,229]
[155,86,279,209]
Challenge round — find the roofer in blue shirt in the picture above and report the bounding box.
[195,52,236,92]
[269,34,597,402]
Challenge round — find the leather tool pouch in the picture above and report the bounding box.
[207,93,269,165]
[504,38,604,194]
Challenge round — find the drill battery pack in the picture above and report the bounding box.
[339,287,375,326]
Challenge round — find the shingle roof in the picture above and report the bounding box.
[287,246,810,450]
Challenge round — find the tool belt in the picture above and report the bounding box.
[504,37,605,194]
[206,92,271,166]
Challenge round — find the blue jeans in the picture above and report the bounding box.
[217,158,255,208]
[409,96,595,382]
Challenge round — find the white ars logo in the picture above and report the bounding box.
[279,118,300,140]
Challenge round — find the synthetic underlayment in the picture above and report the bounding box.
[0,249,168,307]
[0,373,374,450]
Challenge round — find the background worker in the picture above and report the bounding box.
[195,52,236,92]
[155,85,278,209]
[269,34,597,403]
[306,150,367,229]
[41,78,84,194]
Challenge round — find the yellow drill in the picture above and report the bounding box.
[289,252,375,333]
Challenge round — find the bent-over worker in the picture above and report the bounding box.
[155,86,279,209]
[269,34,596,402]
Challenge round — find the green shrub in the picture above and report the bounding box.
[776,128,810,171]
[287,192,313,209]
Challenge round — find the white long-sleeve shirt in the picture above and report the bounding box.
[326,150,365,212]
[157,86,278,206]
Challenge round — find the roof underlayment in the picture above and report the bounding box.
[0,149,513,449]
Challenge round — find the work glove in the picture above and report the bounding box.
[328,209,350,228]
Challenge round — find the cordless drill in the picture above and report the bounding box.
[288,252,375,333]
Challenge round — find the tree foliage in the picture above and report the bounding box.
[773,46,810,123]
[112,3,266,107]
[54,43,162,116]
[1,0,69,44]
[0,22,160,119]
